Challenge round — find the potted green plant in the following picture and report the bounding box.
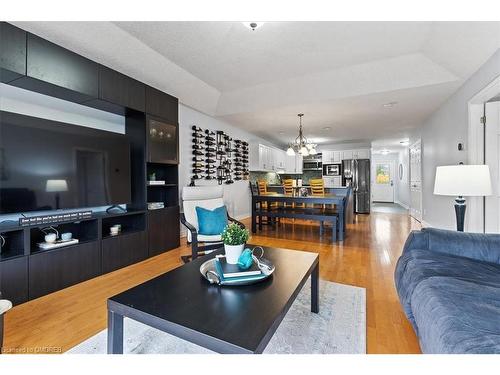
[221,222,249,264]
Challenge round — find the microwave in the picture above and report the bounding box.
[323,163,342,176]
[302,154,322,171]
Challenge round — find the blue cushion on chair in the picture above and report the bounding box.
[195,206,228,235]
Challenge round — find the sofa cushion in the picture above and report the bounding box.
[395,249,500,328]
[411,276,500,353]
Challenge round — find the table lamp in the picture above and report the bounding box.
[433,165,492,231]
[46,179,68,209]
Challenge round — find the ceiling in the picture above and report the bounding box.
[12,21,500,148]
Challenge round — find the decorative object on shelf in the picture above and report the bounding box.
[110,224,121,236]
[433,164,492,231]
[61,232,73,241]
[221,222,249,264]
[149,172,156,181]
[44,232,57,244]
[148,202,165,210]
[286,113,317,156]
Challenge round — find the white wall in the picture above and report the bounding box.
[178,104,281,226]
[0,84,125,222]
[417,49,500,229]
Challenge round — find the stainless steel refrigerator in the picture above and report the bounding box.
[342,159,370,214]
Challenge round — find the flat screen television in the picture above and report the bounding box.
[0,111,131,214]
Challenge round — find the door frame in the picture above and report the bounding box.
[372,159,395,203]
[409,140,422,222]
[467,74,500,232]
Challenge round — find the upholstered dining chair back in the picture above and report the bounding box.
[182,186,225,242]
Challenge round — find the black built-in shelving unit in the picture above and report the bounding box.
[0,22,180,305]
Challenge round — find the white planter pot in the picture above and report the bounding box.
[224,244,245,264]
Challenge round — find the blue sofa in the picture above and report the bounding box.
[395,228,500,354]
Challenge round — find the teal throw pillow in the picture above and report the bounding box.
[196,206,228,235]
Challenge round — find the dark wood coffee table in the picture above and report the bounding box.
[107,245,319,354]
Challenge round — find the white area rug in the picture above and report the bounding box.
[69,280,366,354]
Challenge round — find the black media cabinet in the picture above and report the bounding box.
[0,22,182,306]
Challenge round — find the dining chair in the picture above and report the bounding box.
[256,179,279,225]
[282,179,305,209]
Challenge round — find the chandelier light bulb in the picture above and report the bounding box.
[286,146,295,156]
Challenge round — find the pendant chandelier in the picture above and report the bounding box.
[286,113,317,156]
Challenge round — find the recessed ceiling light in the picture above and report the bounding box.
[383,102,398,108]
[380,149,391,155]
[323,126,331,131]
[242,22,265,31]
[400,140,409,145]
[279,131,285,135]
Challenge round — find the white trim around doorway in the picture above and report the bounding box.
[467,74,500,233]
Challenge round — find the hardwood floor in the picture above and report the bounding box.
[3,211,421,354]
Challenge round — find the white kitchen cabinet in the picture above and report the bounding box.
[284,154,303,174]
[275,149,286,171]
[324,176,343,188]
[356,149,370,159]
[332,151,342,163]
[250,144,288,172]
[322,150,332,163]
[295,154,303,173]
[342,150,354,160]
[259,144,268,170]
[322,150,342,164]
[333,176,342,187]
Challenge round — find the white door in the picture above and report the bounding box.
[409,141,422,222]
[485,101,500,233]
[372,160,395,202]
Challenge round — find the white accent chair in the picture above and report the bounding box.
[181,186,244,262]
[0,293,12,354]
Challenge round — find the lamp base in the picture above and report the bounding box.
[454,197,466,232]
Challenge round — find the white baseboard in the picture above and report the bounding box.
[394,200,409,210]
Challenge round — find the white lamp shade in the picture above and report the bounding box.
[434,165,492,197]
[46,179,68,192]
[286,147,295,156]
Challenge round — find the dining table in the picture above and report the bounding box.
[251,192,347,241]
